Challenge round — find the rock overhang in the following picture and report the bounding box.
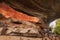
[1,0,60,24]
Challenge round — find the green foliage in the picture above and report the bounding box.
[54,19,60,34]
[54,26,60,34]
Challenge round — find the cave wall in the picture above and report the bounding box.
[0,0,60,24]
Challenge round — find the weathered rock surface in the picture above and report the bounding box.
[0,17,40,35]
[3,0,60,24]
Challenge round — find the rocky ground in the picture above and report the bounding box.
[0,17,60,40]
[0,35,60,40]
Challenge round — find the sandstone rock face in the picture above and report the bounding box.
[0,3,39,23]
[0,17,40,35]
[3,0,60,24]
